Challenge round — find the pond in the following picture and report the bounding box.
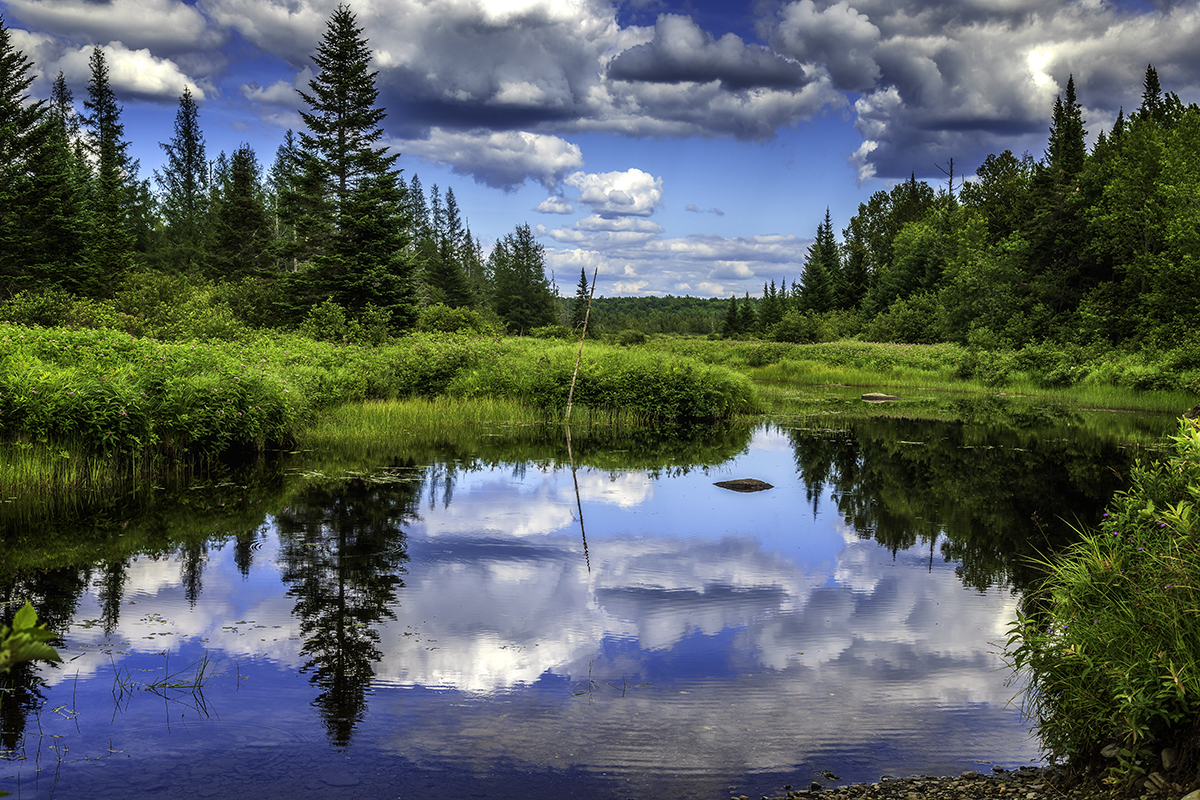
[0,405,1174,799]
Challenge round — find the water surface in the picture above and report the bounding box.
[0,413,1161,798]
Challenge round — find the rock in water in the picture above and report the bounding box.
[862,392,901,402]
[714,478,774,493]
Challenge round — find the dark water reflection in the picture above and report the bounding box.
[0,413,1168,798]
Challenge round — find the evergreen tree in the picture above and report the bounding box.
[758,280,784,332]
[268,129,302,272]
[211,144,271,281]
[721,295,740,337]
[490,223,554,333]
[82,46,136,292]
[297,4,415,326]
[1138,64,1163,125]
[0,16,50,295]
[156,87,209,272]
[799,210,837,313]
[570,267,592,331]
[20,72,89,291]
[740,292,757,333]
[421,184,471,307]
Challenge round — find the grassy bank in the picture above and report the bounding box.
[0,324,758,495]
[1007,418,1200,787]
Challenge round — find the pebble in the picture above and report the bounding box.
[750,765,1200,800]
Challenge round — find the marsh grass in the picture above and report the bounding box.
[1007,419,1200,784]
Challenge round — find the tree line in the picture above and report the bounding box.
[732,67,1200,353]
[0,7,558,336]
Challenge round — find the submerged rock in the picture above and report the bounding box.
[714,478,774,493]
[861,392,901,403]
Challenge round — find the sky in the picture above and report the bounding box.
[4,0,1200,298]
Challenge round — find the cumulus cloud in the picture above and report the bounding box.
[399,128,584,190]
[608,13,807,90]
[686,204,725,216]
[3,0,222,53]
[535,196,576,215]
[563,168,664,218]
[54,42,206,102]
[543,232,812,296]
[765,0,1200,180]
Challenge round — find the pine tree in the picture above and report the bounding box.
[21,72,89,291]
[156,87,209,273]
[82,46,136,292]
[570,267,592,331]
[211,144,271,281]
[297,4,415,326]
[434,187,473,307]
[799,210,837,313]
[721,295,740,337]
[268,129,302,271]
[0,16,50,295]
[491,223,554,333]
[1138,64,1163,124]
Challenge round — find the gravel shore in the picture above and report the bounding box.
[736,766,1200,800]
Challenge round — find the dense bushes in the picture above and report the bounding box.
[0,323,759,460]
[447,343,759,420]
[1008,419,1200,785]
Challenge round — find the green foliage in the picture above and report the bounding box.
[1008,419,1200,783]
[0,602,61,673]
[769,309,821,344]
[531,324,575,340]
[448,340,759,421]
[416,303,504,336]
[490,223,555,333]
[862,292,942,344]
[614,329,647,345]
[299,298,391,346]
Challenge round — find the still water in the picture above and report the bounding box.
[0,412,1165,799]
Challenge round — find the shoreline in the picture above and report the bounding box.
[738,765,1200,800]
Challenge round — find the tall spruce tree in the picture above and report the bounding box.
[570,267,592,331]
[799,209,837,313]
[432,187,473,307]
[1,16,49,295]
[490,223,554,333]
[297,4,415,326]
[211,144,271,281]
[21,72,89,291]
[156,87,209,273]
[82,46,136,292]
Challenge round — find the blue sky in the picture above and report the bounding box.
[4,0,1199,297]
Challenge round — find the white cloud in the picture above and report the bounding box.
[574,215,664,234]
[55,42,206,102]
[543,232,812,297]
[399,128,584,190]
[535,196,576,214]
[563,168,664,218]
[239,68,313,109]
[3,0,221,53]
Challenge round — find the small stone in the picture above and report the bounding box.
[1161,747,1177,770]
[1101,743,1122,759]
[1147,773,1169,791]
[961,770,981,779]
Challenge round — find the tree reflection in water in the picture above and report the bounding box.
[276,467,420,748]
[789,415,1133,592]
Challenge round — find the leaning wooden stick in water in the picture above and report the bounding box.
[565,267,599,420]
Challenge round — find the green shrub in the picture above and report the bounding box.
[417,303,504,336]
[1008,419,1200,783]
[863,292,942,344]
[769,309,820,344]
[614,329,647,346]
